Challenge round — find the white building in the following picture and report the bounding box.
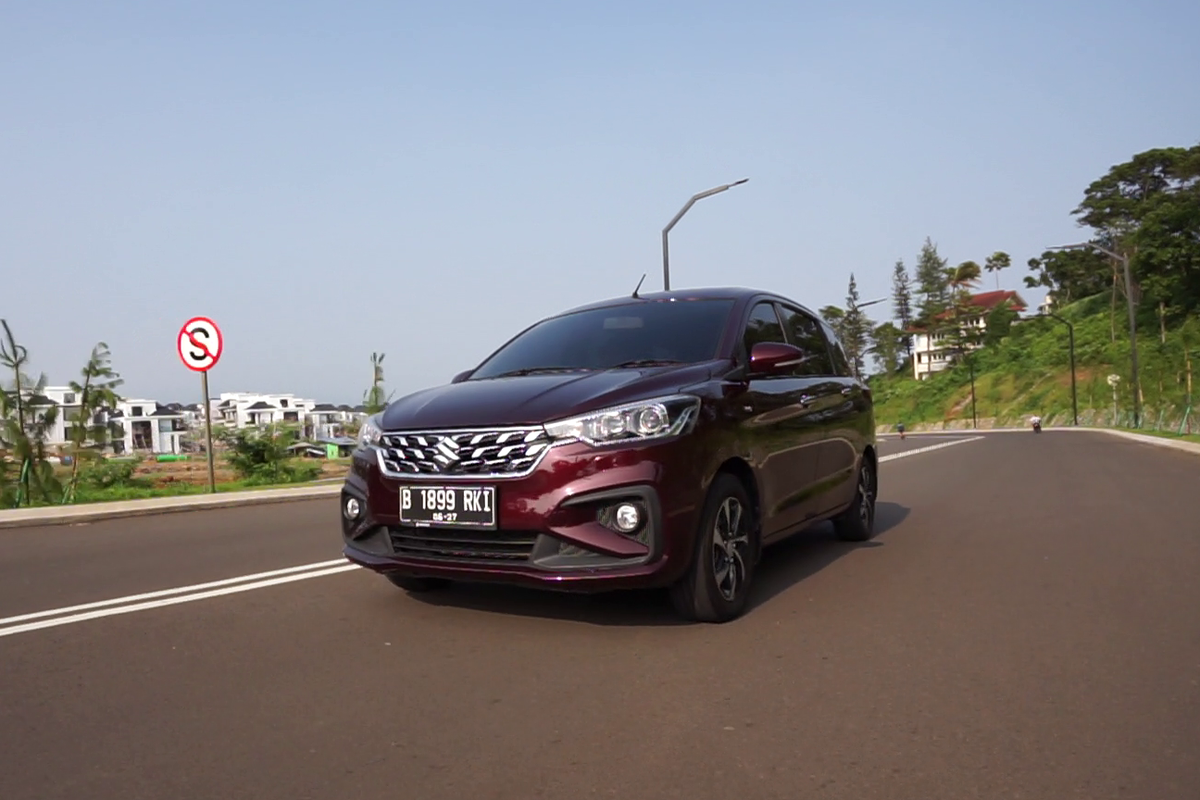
[910,290,1026,380]
[213,392,317,429]
[209,392,367,435]
[19,387,187,454]
[112,398,187,454]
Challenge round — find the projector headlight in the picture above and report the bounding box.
[544,395,701,447]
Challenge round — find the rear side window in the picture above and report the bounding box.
[743,302,786,355]
[820,321,853,377]
[777,305,835,376]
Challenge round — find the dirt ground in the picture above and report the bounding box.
[133,455,350,487]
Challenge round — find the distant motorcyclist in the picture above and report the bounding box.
[897,422,906,440]
[1030,414,1042,433]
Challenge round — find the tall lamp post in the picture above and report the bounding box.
[662,178,749,291]
[1042,310,1078,426]
[1049,242,1139,427]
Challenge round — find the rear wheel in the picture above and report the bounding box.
[670,473,757,623]
[385,573,451,593]
[832,455,876,542]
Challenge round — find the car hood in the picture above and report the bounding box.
[379,363,721,430]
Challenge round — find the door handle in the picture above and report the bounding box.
[841,386,855,396]
[799,394,816,406]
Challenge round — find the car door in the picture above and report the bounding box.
[738,300,826,539]
[773,304,850,517]
[813,318,870,514]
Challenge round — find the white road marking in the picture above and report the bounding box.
[0,564,359,638]
[0,436,986,639]
[879,435,985,463]
[0,559,350,626]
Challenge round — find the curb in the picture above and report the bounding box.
[0,484,342,530]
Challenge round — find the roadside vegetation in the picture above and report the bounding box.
[0,320,352,510]
[819,142,1199,434]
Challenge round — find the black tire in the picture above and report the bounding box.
[385,573,451,593]
[832,454,877,542]
[669,473,758,624]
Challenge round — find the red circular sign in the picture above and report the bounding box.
[177,317,223,372]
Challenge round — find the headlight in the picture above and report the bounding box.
[544,395,701,447]
[359,415,383,448]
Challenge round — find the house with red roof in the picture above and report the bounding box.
[910,289,1026,380]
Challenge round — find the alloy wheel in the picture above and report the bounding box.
[711,497,750,602]
[858,462,875,531]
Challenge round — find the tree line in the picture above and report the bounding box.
[820,142,1199,378]
[820,241,1019,377]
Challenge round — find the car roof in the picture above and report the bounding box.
[555,286,820,320]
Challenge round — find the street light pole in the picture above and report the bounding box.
[662,178,749,291]
[845,296,887,379]
[1049,241,1140,427]
[1043,311,1078,426]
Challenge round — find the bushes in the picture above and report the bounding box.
[221,424,322,485]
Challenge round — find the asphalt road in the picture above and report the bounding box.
[2,431,1198,799]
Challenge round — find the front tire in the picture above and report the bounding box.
[832,455,876,542]
[670,473,757,623]
[385,573,451,593]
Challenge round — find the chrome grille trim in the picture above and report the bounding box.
[373,425,558,479]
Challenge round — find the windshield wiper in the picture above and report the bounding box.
[490,366,589,378]
[610,359,684,368]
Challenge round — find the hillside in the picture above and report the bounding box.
[868,293,1197,432]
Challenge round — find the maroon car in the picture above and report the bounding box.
[340,287,877,622]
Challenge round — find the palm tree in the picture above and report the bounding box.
[984,251,1011,291]
[364,352,393,413]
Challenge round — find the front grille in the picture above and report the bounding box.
[389,527,538,563]
[376,427,553,478]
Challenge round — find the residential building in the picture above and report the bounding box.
[15,388,187,454]
[213,392,317,429]
[910,290,1027,380]
[112,398,188,454]
[209,392,368,435]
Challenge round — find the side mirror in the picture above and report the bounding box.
[748,342,805,376]
[450,370,473,384]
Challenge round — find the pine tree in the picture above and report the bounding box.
[891,259,914,357]
[842,273,871,377]
[914,237,950,321]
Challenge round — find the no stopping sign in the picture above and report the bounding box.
[178,317,223,372]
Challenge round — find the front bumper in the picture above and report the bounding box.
[339,437,707,592]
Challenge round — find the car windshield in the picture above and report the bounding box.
[470,298,736,379]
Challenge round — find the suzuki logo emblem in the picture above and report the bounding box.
[433,437,461,465]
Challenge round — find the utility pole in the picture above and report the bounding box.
[845,296,887,379]
[662,179,748,291]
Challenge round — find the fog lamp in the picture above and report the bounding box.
[614,503,641,533]
[343,497,362,520]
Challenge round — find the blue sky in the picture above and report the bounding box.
[2,0,1198,404]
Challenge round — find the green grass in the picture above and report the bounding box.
[7,462,348,509]
[871,293,1197,432]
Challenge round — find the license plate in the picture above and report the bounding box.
[399,485,496,529]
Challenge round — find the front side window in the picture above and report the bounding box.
[742,302,787,355]
[470,299,737,379]
[777,305,835,376]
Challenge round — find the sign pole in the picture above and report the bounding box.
[178,316,224,495]
[201,370,216,493]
